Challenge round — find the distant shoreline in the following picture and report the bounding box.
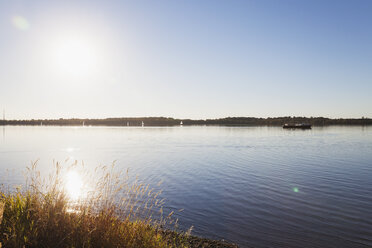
[0,116,371,127]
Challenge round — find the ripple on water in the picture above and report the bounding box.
[0,126,372,247]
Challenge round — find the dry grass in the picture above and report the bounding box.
[0,160,190,248]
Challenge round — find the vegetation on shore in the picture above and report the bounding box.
[0,161,237,248]
[0,116,371,127]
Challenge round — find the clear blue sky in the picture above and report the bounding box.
[1,0,371,119]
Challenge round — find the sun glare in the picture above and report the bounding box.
[65,170,84,200]
[51,35,99,77]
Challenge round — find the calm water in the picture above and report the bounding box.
[1,125,372,247]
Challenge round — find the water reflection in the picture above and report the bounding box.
[0,126,371,247]
[64,170,85,201]
[66,147,75,153]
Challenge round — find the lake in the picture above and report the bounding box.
[0,125,372,247]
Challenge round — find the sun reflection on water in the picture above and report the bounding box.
[66,147,75,153]
[65,170,84,201]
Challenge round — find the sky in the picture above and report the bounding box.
[0,0,371,119]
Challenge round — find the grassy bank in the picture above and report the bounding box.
[0,162,237,248]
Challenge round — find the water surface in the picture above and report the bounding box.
[1,125,371,247]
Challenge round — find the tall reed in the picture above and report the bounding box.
[0,160,190,248]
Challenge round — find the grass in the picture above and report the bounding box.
[0,161,191,248]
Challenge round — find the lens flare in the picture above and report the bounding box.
[12,16,30,30]
[292,187,299,193]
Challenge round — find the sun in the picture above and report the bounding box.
[51,35,100,77]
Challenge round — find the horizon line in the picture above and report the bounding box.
[1,116,371,121]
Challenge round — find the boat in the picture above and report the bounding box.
[283,123,312,129]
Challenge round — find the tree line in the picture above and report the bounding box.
[0,116,371,126]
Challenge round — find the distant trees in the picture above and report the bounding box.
[0,116,371,126]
